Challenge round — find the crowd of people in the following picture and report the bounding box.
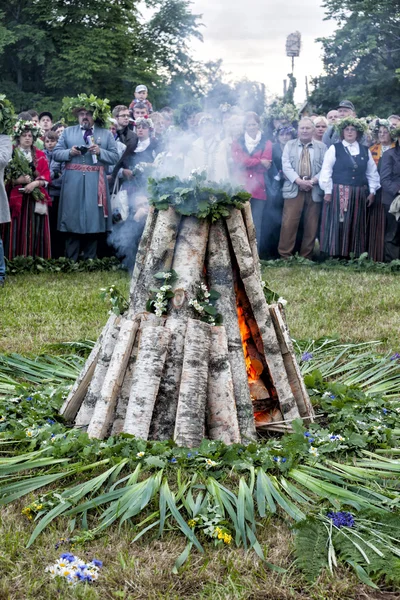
[1,87,400,284]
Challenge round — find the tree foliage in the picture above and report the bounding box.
[0,0,203,114]
[310,0,400,116]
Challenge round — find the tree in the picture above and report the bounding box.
[0,0,203,113]
[310,0,400,116]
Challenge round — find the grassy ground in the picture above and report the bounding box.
[1,266,399,354]
[1,266,400,599]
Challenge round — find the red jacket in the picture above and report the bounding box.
[232,135,272,200]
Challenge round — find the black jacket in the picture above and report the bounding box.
[380,144,400,207]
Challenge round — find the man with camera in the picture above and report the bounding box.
[53,100,118,261]
[278,117,327,260]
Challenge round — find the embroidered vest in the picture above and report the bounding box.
[332,142,368,187]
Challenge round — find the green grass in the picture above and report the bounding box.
[0,272,129,355]
[262,266,400,352]
[1,266,400,599]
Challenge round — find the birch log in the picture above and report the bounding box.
[111,355,136,436]
[174,319,211,448]
[226,209,300,423]
[150,216,210,439]
[207,326,241,444]
[75,316,121,428]
[123,326,171,438]
[207,220,256,441]
[269,304,314,422]
[60,312,117,421]
[132,207,181,312]
[241,202,261,278]
[130,206,157,296]
[86,313,141,439]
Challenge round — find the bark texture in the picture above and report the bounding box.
[60,313,117,421]
[130,206,157,296]
[241,202,261,278]
[207,326,241,444]
[174,319,211,447]
[86,313,140,439]
[75,316,121,428]
[207,220,256,441]
[123,326,171,438]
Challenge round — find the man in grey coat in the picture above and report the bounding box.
[53,106,119,261]
[278,118,327,260]
[0,134,12,285]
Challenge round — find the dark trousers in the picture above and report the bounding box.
[250,198,266,248]
[278,192,321,259]
[65,234,98,262]
[384,212,400,262]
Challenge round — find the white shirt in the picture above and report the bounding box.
[319,140,380,194]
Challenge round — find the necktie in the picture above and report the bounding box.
[83,128,93,144]
[299,143,312,178]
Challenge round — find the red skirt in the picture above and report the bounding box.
[1,193,51,259]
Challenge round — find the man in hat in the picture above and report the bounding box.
[39,111,53,134]
[53,103,119,261]
[129,85,153,117]
[322,100,366,147]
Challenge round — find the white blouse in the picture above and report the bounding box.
[319,140,380,194]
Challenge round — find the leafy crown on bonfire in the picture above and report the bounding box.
[61,93,111,127]
[12,119,44,142]
[0,94,16,135]
[148,170,251,221]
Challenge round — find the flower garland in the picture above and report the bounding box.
[0,94,15,135]
[61,94,111,127]
[146,270,177,317]
[46,553,103,586]
[12,119,43,141]
[188,282,223,326]
[148,171,251,221]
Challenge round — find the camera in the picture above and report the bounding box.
[77,146,89,154]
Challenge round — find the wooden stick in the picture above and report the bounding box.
[241,202,261,278]
[207,219,256,441]
[75,315,121,428]
[174,319,211,448]
[87,313,141,439]
[132,207,181,312]
[110,354,136,436]
[269,304,314,422]
[207,326,241,444]
[123,326,171,438]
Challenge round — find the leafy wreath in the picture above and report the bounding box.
[61,94,112,127]
[0,94,15,136]
[334,116,367,137]
[148,171,251,221]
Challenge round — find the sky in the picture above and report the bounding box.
[189,0,336,104]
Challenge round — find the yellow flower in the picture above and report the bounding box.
[223,534,232,544]
[188,519,197,528]
[21,507,31,517]
[217,532,224,539]
[0,416,5,422]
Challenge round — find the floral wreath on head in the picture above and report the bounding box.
[0,94,16,135]
[371,118,397,140]
[135,116,153,129]
[61,94,111,127]
[12,119,43,141]
[334,116,367,137]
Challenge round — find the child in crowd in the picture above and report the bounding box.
[51,122,65,138]
[129,85,153,117]
[43,131,58,164]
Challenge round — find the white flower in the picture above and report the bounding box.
[205,459,217,467]
[277,297,287,306]
[164,272,172,279]
[261,281,266,288]
[136,451,145,458]
[160,285,171,292]
[309,446,319,457]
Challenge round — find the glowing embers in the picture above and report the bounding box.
[235,284,283,428]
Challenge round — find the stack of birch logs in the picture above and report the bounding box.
[61,202,314,446]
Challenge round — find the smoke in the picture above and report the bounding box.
[107,192,148,270]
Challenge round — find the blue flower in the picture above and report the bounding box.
[301,352,313,362]
[329,394,336,399]
[47,418,55,425]
[327,511,355,528]
[304,432,311,437]
[92,559,103,568]
[307,437,314,443]
[281,457,287,463]
[170,457,177,463]
[187,453,192,458]
[382,408,388,415]
[26,396,33,402]
[390,353,400,361]
[60,553,75,562]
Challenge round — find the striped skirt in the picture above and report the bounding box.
[367,189,385,263]
[320,184,368,258]
[1,195,51,260]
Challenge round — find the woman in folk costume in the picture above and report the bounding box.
[183,115,229,182]
[53,94,118,261]
[367,119,396,262]
[231,111,273,248]
[319,117,380,258]
[2,120,52,259]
